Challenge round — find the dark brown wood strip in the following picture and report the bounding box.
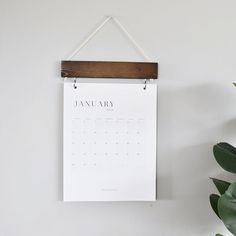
[61,61,158,79]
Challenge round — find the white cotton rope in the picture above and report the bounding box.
[66,16,152,62]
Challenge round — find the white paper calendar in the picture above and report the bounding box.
[63,82,157,201]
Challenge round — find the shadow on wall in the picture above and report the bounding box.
[58,83,63,201]
[158,81,236,200]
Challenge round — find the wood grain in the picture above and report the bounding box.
[61,61,158,79]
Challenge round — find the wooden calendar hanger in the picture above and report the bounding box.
[61,16,158,80]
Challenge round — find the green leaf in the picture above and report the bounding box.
[210,194,221,219]
[218,182,236,235]
[210,178,231,195]
[213,143,236,173]
[215,234,224,236]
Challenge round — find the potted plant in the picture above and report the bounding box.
[210,142,236,235]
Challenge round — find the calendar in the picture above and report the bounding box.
[63,82,157,201]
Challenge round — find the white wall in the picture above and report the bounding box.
[1,0,236,235]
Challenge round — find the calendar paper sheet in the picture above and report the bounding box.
[63,82,157,201]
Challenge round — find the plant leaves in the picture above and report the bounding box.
[210,194,221,219]
[215,234,224,236]
[218,182,236,235]
[210,178,231,195]
[213,143,236,174]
